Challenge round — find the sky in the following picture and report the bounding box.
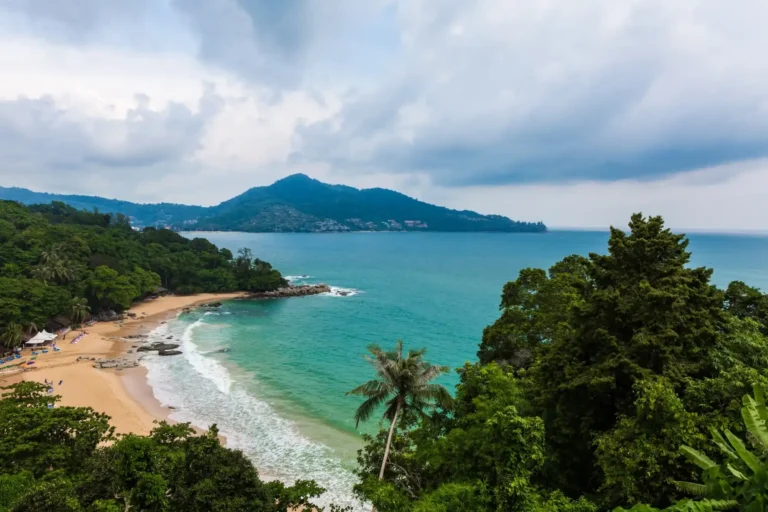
[0,0,767,230]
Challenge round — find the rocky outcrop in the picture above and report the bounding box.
[201,301,223,308]
[96,310,123,322]
[137,343,179,352]
[93,357,139,370]
[245,284,331,299]
[159,350,182,356]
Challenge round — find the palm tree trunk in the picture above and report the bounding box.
[379,401,400,479]
[370,401,401,512]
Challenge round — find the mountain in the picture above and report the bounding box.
[0,174,546,233]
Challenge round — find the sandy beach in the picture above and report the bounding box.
[0,293,244,436]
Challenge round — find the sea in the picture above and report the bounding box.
[140,230,768,510]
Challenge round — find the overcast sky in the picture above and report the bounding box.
[0,0,767,230]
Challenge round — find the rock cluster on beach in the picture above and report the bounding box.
[245,284,331,299]
[93,357,139,370]
[137,342,180,353]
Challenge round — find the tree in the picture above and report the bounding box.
[0,383,114,477]
[86,266,138,312]
[1,323,23,351]
[347,341,451,511]
[478,255,590,367]
[70,298,90,326]
[533,214,728,506]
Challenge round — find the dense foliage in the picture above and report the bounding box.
[0,200,287,349]
[353,214,768,511]
[616,384,768,511]
[0,382,344,512]
[1,174,547,233]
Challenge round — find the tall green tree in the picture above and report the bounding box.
[70,298,90,325]
[348,341,451,510]
[532,214,728,506]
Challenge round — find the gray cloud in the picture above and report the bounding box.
[292,0,768,186]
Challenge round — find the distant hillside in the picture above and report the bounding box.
[0,186,207,228]
[0,175,546,233]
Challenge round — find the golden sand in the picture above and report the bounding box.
[0,293,244,436]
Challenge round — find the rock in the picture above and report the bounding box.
[93,357,139,370]
[245,284,331,300]
[96,309,123,322]
[126,312,137,318]
[158,350,182,356]
[203,301,223,308]
[137,343,179,352]
[166,335,173,340]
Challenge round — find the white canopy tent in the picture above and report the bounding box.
[25,330,58,346]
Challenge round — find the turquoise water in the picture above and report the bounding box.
[143,231,768,509]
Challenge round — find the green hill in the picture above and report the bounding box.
[0,174,546,233]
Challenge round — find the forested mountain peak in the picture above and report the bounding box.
[0,176,546,233]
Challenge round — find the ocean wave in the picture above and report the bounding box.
[142,317,364,510]
[323,286,360,297]
[180,317,232,395]
[284,275,312,282]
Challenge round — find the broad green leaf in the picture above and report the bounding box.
[723,430,761,473]
[740,400,768,451]
[709,428,738,460]
[680,446,717,471]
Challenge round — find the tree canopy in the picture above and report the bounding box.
[0,382,346,511]
[0,200,287,348]
[353,213,768,511]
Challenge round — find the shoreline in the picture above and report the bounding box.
[0,292,244,436]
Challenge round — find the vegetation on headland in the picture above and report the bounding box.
[0,200,287,350]
[349,214,768,511]
[0,382,349,511]
[0,174,547,233]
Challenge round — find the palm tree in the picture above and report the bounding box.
[1,323,24,351]
[31,265,54,284]
[71,297,90,326]
[25,322,39,337]
[40,244,61,263]
[347,340,451,505]
[34,244,73,284]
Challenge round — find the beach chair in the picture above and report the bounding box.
[53,347,61,352]
[42,349,49,354]
[32,351,39,355]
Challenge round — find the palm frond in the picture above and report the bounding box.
[346,379,392,398]
[353,394,388,428]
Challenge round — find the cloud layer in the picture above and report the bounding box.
[0,0,767,228]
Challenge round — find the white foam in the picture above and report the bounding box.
[284,275,312,282]
[323,286,360,297]
[142,316,364,511]
[180,317,232,394]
